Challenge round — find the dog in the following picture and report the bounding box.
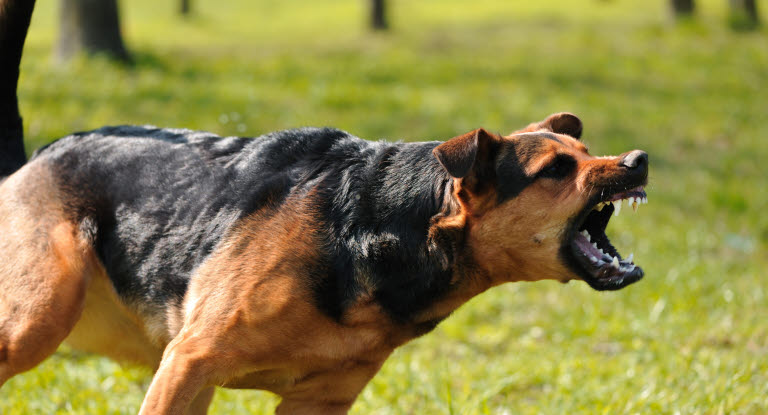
[0,111,648,414]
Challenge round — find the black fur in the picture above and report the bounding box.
[33,126,466,324]
[311,140,458,322]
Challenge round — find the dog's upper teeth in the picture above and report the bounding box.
[627,253,634,263]
[627,197,639,213]
[593,195,647,213]
[580,230,591,241]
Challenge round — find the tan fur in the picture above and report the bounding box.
[139,197,401,414]
[64,266,164,368]
[0,164,97,384]
[463,133,627,286]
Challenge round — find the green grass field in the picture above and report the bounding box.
[3,0,768,413]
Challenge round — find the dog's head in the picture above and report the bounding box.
[434,113,648,290]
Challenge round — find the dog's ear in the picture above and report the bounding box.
[515,112,583,139]
[433,128,498,178]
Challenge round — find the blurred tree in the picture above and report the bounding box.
[0,0,35,175]
[180,0,191,16]
[670,0,695,17]
[370,0,388,30]
[728,0,760,28]
[57,0,131,62]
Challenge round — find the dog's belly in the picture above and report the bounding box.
[64,269,165,368]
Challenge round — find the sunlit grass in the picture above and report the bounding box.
[3,0,767,413]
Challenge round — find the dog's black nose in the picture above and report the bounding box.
[620,150,648,170]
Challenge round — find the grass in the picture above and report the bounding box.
[3,0,768,413]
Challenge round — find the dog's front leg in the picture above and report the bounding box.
[138,334,216,415]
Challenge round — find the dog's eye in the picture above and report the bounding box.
[539,154,576,179]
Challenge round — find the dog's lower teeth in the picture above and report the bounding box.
[611,257,620,268]
[620,263,636,272]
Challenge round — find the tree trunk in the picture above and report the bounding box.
[670,0,694,17]
[180,0,191,16]
[729,0,760,27]
[0,0,36,175]
[56,0,130,63]
[370,0,387,30]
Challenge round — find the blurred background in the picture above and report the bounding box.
[4,0,767,413]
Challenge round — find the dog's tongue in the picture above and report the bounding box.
[574,233,602,258]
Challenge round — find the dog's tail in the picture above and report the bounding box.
[0,0,36,178]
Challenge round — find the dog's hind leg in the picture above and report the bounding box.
[0,164,98,386]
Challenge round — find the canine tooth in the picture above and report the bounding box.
[613,200,621,216]
[627,253,634,263]
[612,256,620,268]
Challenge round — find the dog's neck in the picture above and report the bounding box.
[326,141,489,331]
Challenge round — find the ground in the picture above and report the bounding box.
[2,0,767,413]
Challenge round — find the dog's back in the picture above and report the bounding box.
[29,126,359,309]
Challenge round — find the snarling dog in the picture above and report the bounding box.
[0,113,647,414]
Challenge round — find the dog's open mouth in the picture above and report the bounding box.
[568,186,647,290]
